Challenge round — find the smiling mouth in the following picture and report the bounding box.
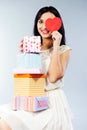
[41,30,50,34]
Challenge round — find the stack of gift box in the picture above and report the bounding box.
[12,36,48,112]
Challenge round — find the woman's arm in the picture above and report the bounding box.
[47,31,72,83]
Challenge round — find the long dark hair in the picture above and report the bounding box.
[33,6,66,46]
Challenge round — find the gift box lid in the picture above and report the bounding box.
[14,73,46,78]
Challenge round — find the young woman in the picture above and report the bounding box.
[0,6,73,130]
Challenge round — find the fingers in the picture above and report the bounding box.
[52,31,62,41]
[19,38,24,52]
[51,31,62,45]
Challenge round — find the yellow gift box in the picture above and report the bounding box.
[14,74,46,96]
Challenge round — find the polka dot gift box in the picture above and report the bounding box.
[23,36,41,53]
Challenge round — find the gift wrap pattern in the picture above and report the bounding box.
[23,36,41,53]
[14,74,45,96]
[12,96,48,112]
[16,53,43,73]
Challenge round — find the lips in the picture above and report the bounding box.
[41,29,49,34]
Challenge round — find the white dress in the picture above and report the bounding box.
[0,45,73,130]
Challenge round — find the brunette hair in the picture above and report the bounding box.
[33,6,66,45]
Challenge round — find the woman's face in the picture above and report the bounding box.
[37,12,56,38]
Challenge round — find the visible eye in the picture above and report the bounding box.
[38,19,43,24]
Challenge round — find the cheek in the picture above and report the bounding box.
[37,22,41,28]
[37,24,40,32]
[37,24,41,33]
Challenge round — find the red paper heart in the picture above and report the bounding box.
[45,17,62,32]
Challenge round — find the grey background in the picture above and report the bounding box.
[0,0,87,130]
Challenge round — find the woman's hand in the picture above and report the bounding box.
[51,31,62,46]
[19,38,24,52]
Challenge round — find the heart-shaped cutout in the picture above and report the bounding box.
[45,17,62,32]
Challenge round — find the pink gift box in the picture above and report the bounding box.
[23,96,48,112]
[23,36,41,53]
[12,96,48,112]
[12,96,20,110]
[13,68,44,74]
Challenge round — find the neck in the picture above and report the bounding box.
[41,37,53,50]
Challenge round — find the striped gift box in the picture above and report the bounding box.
[23,96,48,111]
[12,96,48,112]
[14,74,46,96]
[16,53,42,70]
[12,96,20,110]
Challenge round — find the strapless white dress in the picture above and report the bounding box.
[0,45,73,130]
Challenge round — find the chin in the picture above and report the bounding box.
[41,33,51,38]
